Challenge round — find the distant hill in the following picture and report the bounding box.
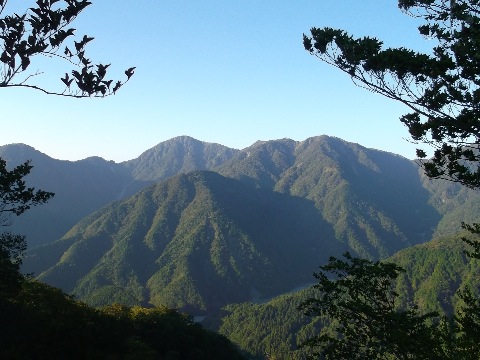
[391,232,480,315]
[4,135,478,249]
[0,144,146,246]
[217,136,442,258]
[5,135,480,360]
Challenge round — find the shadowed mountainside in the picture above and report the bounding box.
[0,136,238,247]
[28,171,340,314]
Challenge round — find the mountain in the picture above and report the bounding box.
[23,135,467,316]
[217,136,441,258]
[391,232,480,315]
[3,279,246,360]
[0,144,146,246]
[5,135,480,358]
[0,137,239,247]
[418,172,480,237]
[124,135,240,181]
[5,135,477,250]
[28,171,340,314]
[218,287,318,360]
[217,233,480,359]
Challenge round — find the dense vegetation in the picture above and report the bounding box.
[1,279,244,359]
[298,0,480,357]
[0,136,233,247]
[217,234,480,359]
[28,170,339,313]
[218,288,320,359]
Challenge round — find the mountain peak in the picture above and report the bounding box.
[0,143,54,165]
[123,136,240,181]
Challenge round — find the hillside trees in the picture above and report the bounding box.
[0,0,134,97]
[298,253,443,359]
[301,0,480,358]
[0,163,245,359]
[0,2,244,358]
[0,158,53,300]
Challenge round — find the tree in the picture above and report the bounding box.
[0,158,53,224]
[0,232,26,299]
[298,253,442,359]
[303,0,480,189]
[0,0,133,293]
[0,0,133,302]
[0,159,54,300]
[0,0,135,97]
[301,2,480,358]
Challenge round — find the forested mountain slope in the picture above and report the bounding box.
[20,135,480,317]
[124,135,240,181]
[217,233,480,359]
[28,171,340,314]
[0,137,237,246]
[2,279,245,359]
[0,144,145,246]
[8,135,480,323]
[391,232,480,314]
[5,135,479,250]
[217,136,441,258]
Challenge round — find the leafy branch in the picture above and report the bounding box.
[0,0,135,97]
[303,0,480,189]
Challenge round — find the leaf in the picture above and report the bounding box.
[21,56,30,71]
[0,51,9,64]
[113,81,122,94]
[61,73,73,87]
[125,67,136,79]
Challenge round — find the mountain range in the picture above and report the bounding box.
[0,136,237,247]
[1,135,474,319]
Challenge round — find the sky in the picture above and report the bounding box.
[1,1,432,162]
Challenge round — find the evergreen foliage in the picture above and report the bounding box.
[300,1,480,358]
[33,171,340,314]
[218,234,480,359]
[6,135,474,252]
[218,288,321,359]
[124,135,240,181]
[0,159,243,360]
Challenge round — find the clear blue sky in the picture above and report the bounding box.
[1,1,431,162]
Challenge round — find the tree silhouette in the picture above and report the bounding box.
[298,253,442,359]
[0,0,134,97]
[301,1,480,358]
[303,0,480,189]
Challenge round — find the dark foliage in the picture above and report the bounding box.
[0,0,134,97]
[304,0,480,189]
[0,158,53,223]
[298,253,441,359]
[0,280,245,359]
